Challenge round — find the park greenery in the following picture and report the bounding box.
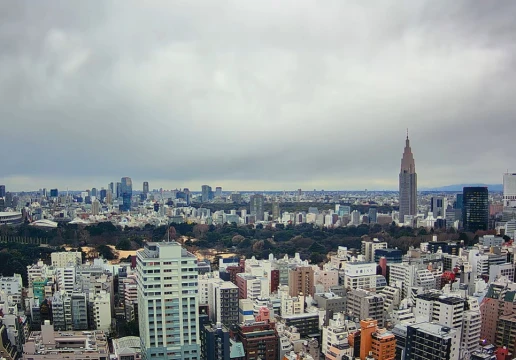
[0,213,479,286]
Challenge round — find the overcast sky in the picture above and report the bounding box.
[1,1,515,192]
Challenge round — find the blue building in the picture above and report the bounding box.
[120,177,132,212]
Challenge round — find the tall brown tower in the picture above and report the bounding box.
[399,131,417,223]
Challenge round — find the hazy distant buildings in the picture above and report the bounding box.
[0,185,5,198]
[143,181,149,195]
[215,186,222,197]
[250,194,264,222]
[50,189,58,198]
[399,133,417,223]
[463,187,489,232]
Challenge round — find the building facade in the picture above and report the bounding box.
[399,134,417,224]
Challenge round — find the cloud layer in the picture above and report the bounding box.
[1,1,515,191]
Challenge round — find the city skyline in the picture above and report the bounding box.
[2,2,516,191]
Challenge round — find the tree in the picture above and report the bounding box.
[116,239,132,251]
[97,245,116,260]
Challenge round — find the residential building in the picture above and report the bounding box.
[405,322,459,360]
[341,261,377,291]
[137,241,200,360]
[235,320,278,360]
[288,266,314,297]
[51,252,82,268]
[346,289,385,328]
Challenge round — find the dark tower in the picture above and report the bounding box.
[399,131,417,223]
[463,187,489,232]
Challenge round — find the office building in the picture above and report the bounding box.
[120,177,132,212]
[272,201,281,221]
[108,182,114,195]
[359,319,396,360]
[91,199,101,215]
[91,188,98,197]
[503,173,516,207]
[431,196,446,217]
[0,185,5,198]
[201,185,213,203]
[368,207,378,223]
[374,248,403,264]
[341,261,377,291]
[143,181,149,194]
[288,266,314,297]
[99,189,107,201]
[215,187,222,197]
[50,189,59,198]
[463,187,489,232]
[116,182,122,198]
[201,323,238,360]
[399,133,417,223]
[250,194,264,222]
[137,241,200,360]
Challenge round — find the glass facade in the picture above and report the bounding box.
[463,187,489,232]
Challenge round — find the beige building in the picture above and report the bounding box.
[23,321,108,360]
[288,266,314,297]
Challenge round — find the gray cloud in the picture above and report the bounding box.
[1,0,515,191]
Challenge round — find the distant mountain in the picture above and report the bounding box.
[421,184,503,192]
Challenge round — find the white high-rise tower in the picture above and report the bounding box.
[137,241,200,360]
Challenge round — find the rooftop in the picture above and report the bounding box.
[408,322,457,338]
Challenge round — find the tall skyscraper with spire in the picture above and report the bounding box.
[399,131,417,223]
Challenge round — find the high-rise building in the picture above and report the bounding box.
[201,185,213,203]
[215,187,222,197]
[116,182,122,198]
[120,177,132,212]
[431,196,446,217]
[250,194,264,222]
[143,181,149,194]
[463,187,489,232]
[108,182,114,195]
[0,185,5,198]
[99,189,107,202]
[50,189,59,198]
[91,188,98,198]
[272,201,280,221]
[91,199,101,216]
[137,241,200,360]
[503,173,516,208]
[368,207,378,223]
[399,133,417,223]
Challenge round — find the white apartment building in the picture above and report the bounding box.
[279,285,304,316]
[56,266,76,293]
[321,313,357,355]
[389,263,435,299]
[341,261,377,291]
[91,290,112,332]
[207,280,239,326]
[0,275,23,306]
[379,286,401,313]
[51,251,82,268]
[136,241,199,360]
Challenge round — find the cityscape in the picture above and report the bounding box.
[0,133,515,360]
[2,2,516,360]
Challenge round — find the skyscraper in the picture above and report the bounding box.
[399,133,417,223]
[0,185,5,198]
[201,185,212,203]
[250,194,264,221]
[503,173,516,207]
[120,177,132,212]
[137,241,200,360]
[463,187,489,232]
[215,186,222,197]
[143,181,149,194]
